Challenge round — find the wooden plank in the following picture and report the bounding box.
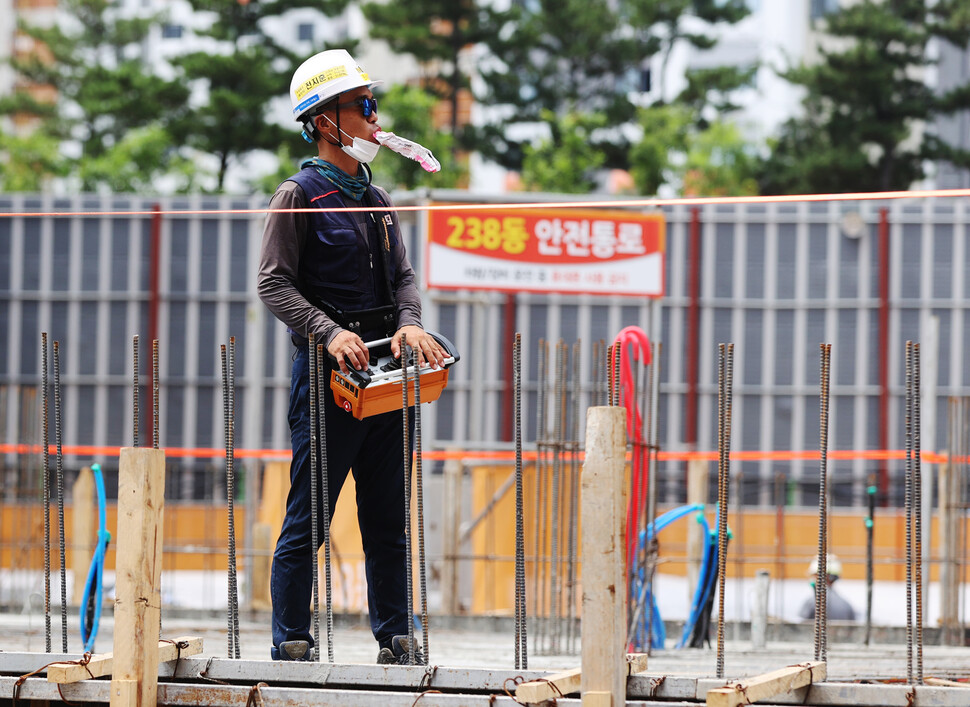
[516,653,648,703]
[706,661,826,707]
[110,447,166,707]
[47,637,203,684]
[926,678,970,688]
[581,407,628,706]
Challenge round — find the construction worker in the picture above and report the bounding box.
[257,48,446,664]
[798,554,857,621]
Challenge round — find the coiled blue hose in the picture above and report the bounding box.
[80,463,110,652]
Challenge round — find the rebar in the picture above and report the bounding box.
[229,337,239,654]
[715,343,733,679]
[413,343,429,664]
[565,340,581,653]
[222,340,240,659]
[864,474,876,646]
[513,333,527,669]
[152,339,159,449]
[132,335,139,448]
[41,332,51,653]
[401,337,415,665]
[913,342,923,683]
[904,340,914,684]
[532,339,548,655]
[315,343,334,663]
[53,340,67,653]
[308,333,321,660]
[549,340,565,653]
[814,343,831,662]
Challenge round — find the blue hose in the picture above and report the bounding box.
[80,463,110,652]
[629,503,705,649]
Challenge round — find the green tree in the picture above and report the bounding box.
[361,0,506,154]
[0,128,68,192]
[473,0,751,173]
[0,0,191,191]
[629,104,691,194]
[521,111,607,193]
[370,85,466,191]
[629,104,757,196]
[758,0,970,194]
[169,0,350,192]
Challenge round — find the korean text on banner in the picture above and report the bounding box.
[425,207,665,297]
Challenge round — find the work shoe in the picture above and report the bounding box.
[377,635,426,665]
[276,640,312,661]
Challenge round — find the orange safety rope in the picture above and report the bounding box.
[0,442,948,464]
[2,188,970,218]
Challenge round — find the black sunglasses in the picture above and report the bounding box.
[336,96,378,117]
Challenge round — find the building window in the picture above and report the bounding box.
[298,23,314,43]
[162,24,183,39]
[810,0,839,20]
[639,67,651,93]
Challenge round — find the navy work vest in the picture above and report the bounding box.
[287,167,399,336]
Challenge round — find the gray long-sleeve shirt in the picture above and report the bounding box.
[257,180,422,347]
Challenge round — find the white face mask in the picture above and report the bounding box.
[322,114,381,163]
[341,136,381,163]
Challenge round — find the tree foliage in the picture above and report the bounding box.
[472,0,752,174]
[520,111,607,193]
[169,0,351,192]
[0,0,191,191]
[370,85,466,191]
[361,0,506,151]
[758,0,970,194]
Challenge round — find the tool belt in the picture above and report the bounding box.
[310,296,397,338]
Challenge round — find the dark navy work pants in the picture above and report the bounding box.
[271,342,411,658]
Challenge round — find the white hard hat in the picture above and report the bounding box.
[289,49,382,121]
[807,554,843,579]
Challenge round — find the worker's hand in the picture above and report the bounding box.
[392,325,446,369]
[327,330,368,374]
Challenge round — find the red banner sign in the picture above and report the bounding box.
[425,207,665,297]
